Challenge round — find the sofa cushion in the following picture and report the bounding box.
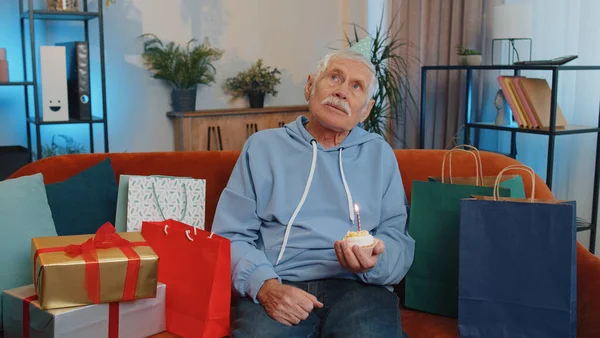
[45,158,118,236]
[0,173,57,331]
[401,307,457,337]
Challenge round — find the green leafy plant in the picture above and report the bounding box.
[139,33,224,89]
[344,12,419,145]
[456,44,480,55]
[223,59,282,98]
[40,134,86,158]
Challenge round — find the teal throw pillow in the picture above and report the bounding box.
[0,173,58,331]
[45,158,118,236]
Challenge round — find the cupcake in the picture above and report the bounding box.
[343,230,377,256]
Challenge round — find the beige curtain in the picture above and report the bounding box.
[389,0,488,149]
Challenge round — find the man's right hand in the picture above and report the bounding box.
[257,279,324,326]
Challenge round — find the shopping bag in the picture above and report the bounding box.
[458,165,576,338]
[404,148,513,318]
[428,145,526,198]
[126,175,206,232]
[141,219,231,338]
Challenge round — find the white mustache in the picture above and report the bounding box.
[321,96,351,116]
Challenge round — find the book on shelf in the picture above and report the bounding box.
[513,77,541,128]
[497,76,568,129]
[499,76,527,127]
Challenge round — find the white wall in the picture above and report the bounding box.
[491,0,600,253]
[566,0,600,253]
[101,0,367,153]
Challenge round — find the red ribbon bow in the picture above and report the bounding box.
[34,223,148,304]
[65,223,134,255]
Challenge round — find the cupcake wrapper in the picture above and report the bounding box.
[359,239,377,256]
[360,239,377,249]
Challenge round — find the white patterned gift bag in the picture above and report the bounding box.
[126,175,206,232]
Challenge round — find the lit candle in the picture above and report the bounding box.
[354,203,361,231]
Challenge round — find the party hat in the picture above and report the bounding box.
[349,36,373,60]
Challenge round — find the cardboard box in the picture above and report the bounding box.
[2,283,166,338]
[32,224,158,309]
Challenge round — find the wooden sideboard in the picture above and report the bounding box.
[167,105,309,151]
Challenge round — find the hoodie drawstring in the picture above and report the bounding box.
[339,148,355,224]
[276,140,318,265]
[275,142,355,265]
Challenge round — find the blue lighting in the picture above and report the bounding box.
[0,2,108,157]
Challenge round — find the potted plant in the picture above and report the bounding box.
[343,11,419,146]
[223,59,281,108]
[35,134,86,158]
[139,33,224,112]
[456,44,482,66]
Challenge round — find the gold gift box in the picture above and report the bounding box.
[32,230,158,310]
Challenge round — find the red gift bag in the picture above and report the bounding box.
[141,219,231,338]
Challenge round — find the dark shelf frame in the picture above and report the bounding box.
[465,122,600,136]
[0,81,34,86]
[13,0,109,159]
[20,10,99,21]
[27,116,104,125]
[419,64,600,253]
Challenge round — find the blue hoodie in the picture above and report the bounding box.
[212,115,415,303]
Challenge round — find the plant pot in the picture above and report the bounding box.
[248,92,265,109]
[0,60,8,83]
[47,0,79,11]
[458,55,482,66]
[171,87,197,112]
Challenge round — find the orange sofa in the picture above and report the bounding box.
[8,149,600,338]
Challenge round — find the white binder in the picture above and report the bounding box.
[40,46,69,121]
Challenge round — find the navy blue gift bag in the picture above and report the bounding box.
[458,165,576,338]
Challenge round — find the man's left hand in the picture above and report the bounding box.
[334,239,385,274]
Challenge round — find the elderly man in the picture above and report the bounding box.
[212,39,415,337]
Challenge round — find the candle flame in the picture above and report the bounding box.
[354,203,359,213]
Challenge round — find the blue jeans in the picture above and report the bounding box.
[232,279,408,338]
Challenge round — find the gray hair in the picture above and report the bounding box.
[312,49,379,101]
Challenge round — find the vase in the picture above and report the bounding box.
[248,92,265,108]
[0,48,8,82]
[494,89,513,126]
[47,0,79,11]
[171,87,197,112]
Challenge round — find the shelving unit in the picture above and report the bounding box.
[419,64,600,253]
[1,0,110,161]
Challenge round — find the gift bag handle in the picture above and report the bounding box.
[442,146,482,185]
[163,223,214,241]
[452,145,484,180]
[151,181,189,222]
[493,165,536,201]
